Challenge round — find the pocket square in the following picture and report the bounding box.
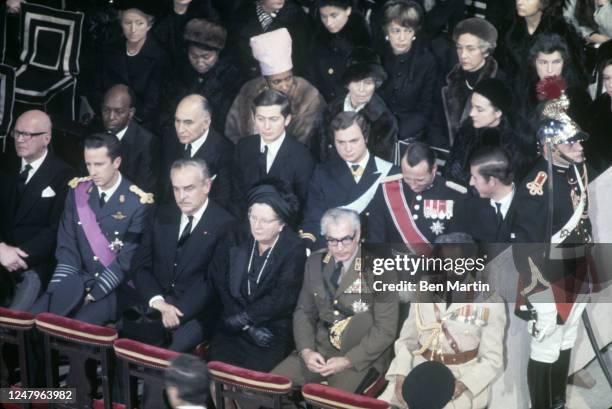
[41,186,56,198]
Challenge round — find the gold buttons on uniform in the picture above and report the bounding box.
[328,68,334,75]
[333,300,338,305]
[94,273,99,278]
[334,310,339,316]
[93,256,99,261]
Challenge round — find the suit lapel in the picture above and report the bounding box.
[332,159,356,195]
[174,207,213,280]
[14,156,52,224]
[335,254,360,297]
[161,209,180,276]
[355,155,378,190]
[268,137,289,176]
[229,245,249,300]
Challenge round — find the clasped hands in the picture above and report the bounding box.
[224,311,275,348]
[300,348,352,377]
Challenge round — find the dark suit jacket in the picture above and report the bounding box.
[133,201,235,322]
[118,121,158,193]
[0,153,74,279]
[161,129,234,207]
[232,134,314,219]
[301,155,399,249]
[462,194,516,244]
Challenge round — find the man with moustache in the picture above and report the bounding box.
[133,159,234,351]
[0,110,74,310]
[162,94,233,207]
[273,208,398,395]
[30,132,153,324]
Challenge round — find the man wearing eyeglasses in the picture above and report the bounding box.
[273,208,398,396]
[0,110,74,310]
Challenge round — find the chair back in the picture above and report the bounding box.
[207,360,293,409]
[301,383,389,409]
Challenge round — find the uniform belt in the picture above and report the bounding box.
[422,348,478,365]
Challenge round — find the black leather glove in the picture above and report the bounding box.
[246,326,274,348]
[224,311,252,332]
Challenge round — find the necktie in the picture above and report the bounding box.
[183,143,192,159]
[178,215,194,247]
[494,202,503,229]
[330,262,343,289]
[259,145,268,177]
[99,192,107,208]
[16,164,33,202]
[351,164,363,182]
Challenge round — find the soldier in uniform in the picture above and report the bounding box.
[366,142,467,254]
[30,132,153,325]
[273,207,398,395]
[511,85,592,409]
[300,111,399,250]
[379,233,507,409]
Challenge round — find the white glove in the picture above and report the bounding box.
[527,288,557,342]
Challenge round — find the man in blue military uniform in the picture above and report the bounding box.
[366,142,467,254]
[31,132,153,325]
[300,111,398,250]
[511,90,593,409]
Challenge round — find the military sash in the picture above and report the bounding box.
[342,157,393,214]
[74,181,117,267]
[551,164,587,245]
[382,179,432,256]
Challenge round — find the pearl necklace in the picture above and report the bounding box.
[246,235,279,295]
[465,79,474,90]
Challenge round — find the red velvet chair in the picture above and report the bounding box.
[207,361,293,409]
[35,313,118,409]
[112,338,180,409]
[301,383,390,409]
[0,307,37,409]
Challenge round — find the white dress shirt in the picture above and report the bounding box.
[21,149,48,184]
[115,125,129,141]
[186,129,210,158]
[490,184,515,219]
[260,132,286,173]
[343,93,367,112]
[345,151,370,183]
[98,173,123,203]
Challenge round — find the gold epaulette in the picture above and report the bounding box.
[299,229,316,243]
[526,171,548,196]
[129,185,155,204]
[382,173,403,183]
[445,180,467,194]
[68,176,92,189]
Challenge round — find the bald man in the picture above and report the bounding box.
[95,84,158,192]
[161,94,233,208]
[0,110,74,310]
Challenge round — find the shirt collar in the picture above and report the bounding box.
[99,173,123,200]
[187,128,210,157]
[115,125,129,141]
[260,132,285,154]
[490,183,515,217]
[21,149,48,174]
[181,198,209,229]
[343,93,366,112]
[345,151,370,170]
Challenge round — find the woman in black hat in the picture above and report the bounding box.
[208,178,306,371]
[318,47,398,162]
[376,0,439,143]
[95,0,169,128]
[445,78,536,186]
[308,0,371,103]
[159,18,242,134]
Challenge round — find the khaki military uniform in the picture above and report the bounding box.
[272,249,399,392]
[380,297,506,409]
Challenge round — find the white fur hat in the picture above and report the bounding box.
[250,28,293,76]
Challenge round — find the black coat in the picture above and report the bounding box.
[498,14,585,84]
[132,201,235,323]
[461,194,516,243]
[160,56,243,134]
[229,0,312,79]
[231,134,315,219]
[442,57,503,143]
[319,93,398,163]
[95,35,170,127]
[378,41,439,142]
[161,129,234,208]
[209,227,305,371]
[0,153,74,280]
[308,12,371,102]
[585,93,612,176]
[444,118,537,186]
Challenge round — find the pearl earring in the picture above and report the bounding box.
[385,35,389,41]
